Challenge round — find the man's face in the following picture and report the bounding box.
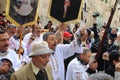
[116,35,120,41]
[111,28,117,34]
[64,37,71,41]
[33,53,50,68]
[0,33,9,52]
[115,35,120,46]
[7,27,16,38]
[82,51,92,64]
[46,34,57,50]
[34,25,41,35]
[80,28,88,37]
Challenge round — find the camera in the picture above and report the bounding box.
[92,12,100,17]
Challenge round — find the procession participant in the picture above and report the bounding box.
[66,48,98,80]
[0,30,21,71]
[43,24,83,80]
[11,41,53,80]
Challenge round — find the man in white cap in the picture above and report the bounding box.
[11,41,53,80]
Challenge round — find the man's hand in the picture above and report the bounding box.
[102,52,109,61]
[115,63,120,72]
[89,60,98,71]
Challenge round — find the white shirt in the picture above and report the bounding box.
[66,57,89,80]
[115,72,120,80]
[23,33,43,55]
[23,33,43,45]
[0,48,21,71]
[49,40,83,80]
[9,36,29,63]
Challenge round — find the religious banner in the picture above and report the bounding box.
[48,0,84,24]
[6,0,39,26]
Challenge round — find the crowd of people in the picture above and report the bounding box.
[0,11,120,80]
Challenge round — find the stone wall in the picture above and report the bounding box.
[0,0,120,28]
[85,0,120,27]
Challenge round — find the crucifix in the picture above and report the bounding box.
[63,0,71,18]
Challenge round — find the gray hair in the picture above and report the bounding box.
[75,47,91,56]
[43,32,54,41]
[89,73,114,80]
[7,24,16,29]
[83,47,91,55]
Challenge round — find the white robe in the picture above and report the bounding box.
[115,72,120,80]
[23,33,43,44]
[49,40,83,80]
[9,36,29,63]
[66,57,89,80]
[23,33,43,55]
[0,48,21,71]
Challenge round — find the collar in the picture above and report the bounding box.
[31,62,40,75]
[52,50,55,55]
[0,51,8,56]
[77,57,88,65]
[13,35,19,40]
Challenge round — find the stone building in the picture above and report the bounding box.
[0,0,120,28]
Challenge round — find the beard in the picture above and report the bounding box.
[118,42,120,46]
[114,40,120,46]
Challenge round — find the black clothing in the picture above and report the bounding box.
[106,64,115,77]
[35,69,48,80]
[90,25,108,71]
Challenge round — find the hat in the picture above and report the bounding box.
[63,31,72,38]
[29,41,54,57]
[1,58,13,67]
